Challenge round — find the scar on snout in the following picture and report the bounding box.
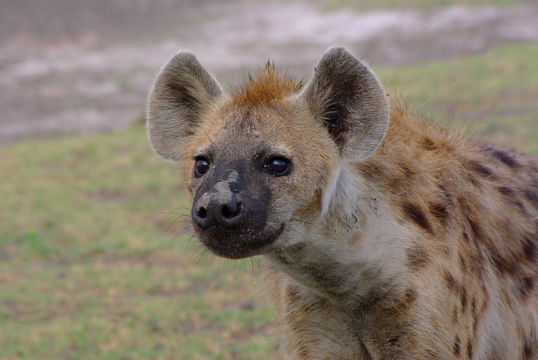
[213,181,234,200]
[199,181,233,207]
[223,169,240,183]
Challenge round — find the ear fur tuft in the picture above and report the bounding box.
[147,51,222,161]
[300,47,390,162]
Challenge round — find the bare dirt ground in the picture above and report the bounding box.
[1,0,537,143]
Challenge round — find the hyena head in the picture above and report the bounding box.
[147,48,390,259]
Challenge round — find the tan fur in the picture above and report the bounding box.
[266,100,538,359]
[147,48,538,360]
[232,65,303,106]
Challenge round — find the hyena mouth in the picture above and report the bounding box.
[197,223,285,259]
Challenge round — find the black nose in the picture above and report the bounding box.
[192,197,244,229]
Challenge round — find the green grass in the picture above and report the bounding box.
[1,43,537,359]
[0,130,278,360]
[379,43,538,154]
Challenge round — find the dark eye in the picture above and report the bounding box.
[194,157,210,177]
[266,157,291,176]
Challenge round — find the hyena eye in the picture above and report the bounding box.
[194,157,210,177]
[266,156,291,176]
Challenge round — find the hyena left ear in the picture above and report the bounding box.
[299,47,390,162]
[147,51,222,161]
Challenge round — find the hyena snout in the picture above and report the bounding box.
[192,190,244,229]
[190,174,279,258]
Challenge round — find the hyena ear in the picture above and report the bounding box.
[147,51,222,161]
[299,47,390,162]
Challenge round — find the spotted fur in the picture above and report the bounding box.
[147,48,538,359]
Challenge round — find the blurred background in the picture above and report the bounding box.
[1,0,537,359]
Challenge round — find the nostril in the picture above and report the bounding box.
[221,199,242,219]
[197,207,207,219]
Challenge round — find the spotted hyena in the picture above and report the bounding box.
[147,48,537,359]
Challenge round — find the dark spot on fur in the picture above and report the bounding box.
[469,251,486,277]
[524,339,533,359]
[401,163,415,178]
[497,186,526,213]
[386,165,415,193]
[453,336,461,356]
[438,184,453,203]
[406,245,430,270]
[404,288,417,305]
[285,284,300,303]
[523,237,536,262]
[519,277,534,299]
[444,271,458,291]
[497,186,515,197]
[359,161,385,182]
[388,177,406,193]
[468,218,496,253]
[467,341,473,358]
[467,219,481,240]
[525,188,538,208]
[429,202,449,225]
[463,232,470,243]
[468,160,495,178]
[460,287,468,311]
[423,137,436,150]
[484,146,520,168]
[402,202,433,234]
[492,253,519,276]
[459,197,481,235]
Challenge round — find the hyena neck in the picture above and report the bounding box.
[266,164,413,307]
[264,105,448,306]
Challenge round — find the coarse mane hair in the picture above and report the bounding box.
[232,64,304,105]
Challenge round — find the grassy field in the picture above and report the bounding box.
[380,43,538,153]
[1,42,537,360]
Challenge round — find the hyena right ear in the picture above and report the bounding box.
[299,47,390,162]
[147,52,222,161]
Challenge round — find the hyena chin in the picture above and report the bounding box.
[147,48,537,359]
